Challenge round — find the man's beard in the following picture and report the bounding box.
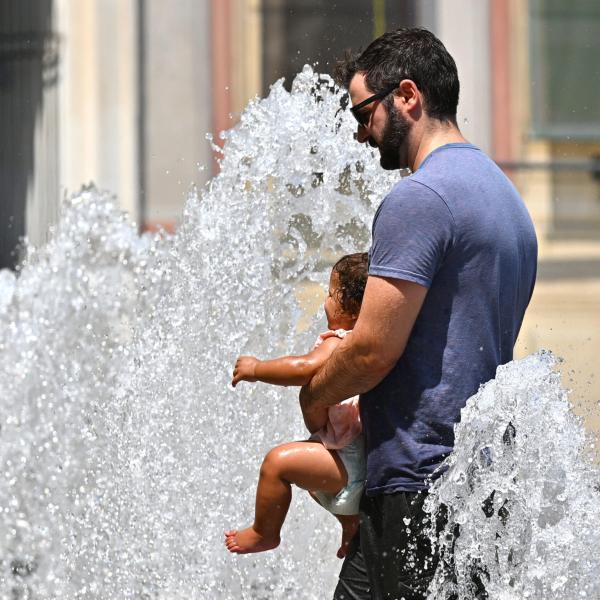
[376,105,410,170]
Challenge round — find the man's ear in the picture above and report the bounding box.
[398,79,419,111]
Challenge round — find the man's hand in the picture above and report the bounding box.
[232,356,260,387]
[299,384,318,416]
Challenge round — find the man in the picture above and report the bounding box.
[299,27,537,599]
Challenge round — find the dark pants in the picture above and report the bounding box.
[333,491,439,600]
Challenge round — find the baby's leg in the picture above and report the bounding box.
[308,492,360,559]
[335,513,360,559]
[225,440,347,554]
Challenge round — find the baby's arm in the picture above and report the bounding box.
[232,336,342,388]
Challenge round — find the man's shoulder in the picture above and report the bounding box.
[382,175,449,209]
[409,144,523,216]
[375,176,454,226]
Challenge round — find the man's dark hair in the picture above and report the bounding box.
[334,27,459,123]
[332,252,369,316]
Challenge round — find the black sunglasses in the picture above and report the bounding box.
[349,84,399,127]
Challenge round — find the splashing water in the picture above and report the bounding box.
[425,352,600,599]
[0,66,598,599]
[0,67,396,599]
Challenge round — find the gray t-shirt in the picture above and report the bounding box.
[364,143,537,494]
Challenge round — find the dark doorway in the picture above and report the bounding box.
[0,0,56,270]
[261,0,417,93]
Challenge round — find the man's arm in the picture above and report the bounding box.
[299,275,427,416]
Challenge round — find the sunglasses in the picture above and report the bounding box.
[349,84,399,127]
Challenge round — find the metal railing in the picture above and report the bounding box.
[496,158,600,181]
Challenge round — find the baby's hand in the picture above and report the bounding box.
[232,356,260,387]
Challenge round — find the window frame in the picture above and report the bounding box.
[529,0,600,140]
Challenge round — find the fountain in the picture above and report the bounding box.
[425,352,600,599]
[0,67,598,599]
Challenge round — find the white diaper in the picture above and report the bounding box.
[312,434,366,516]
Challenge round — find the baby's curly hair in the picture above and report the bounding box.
[332,252,369,316]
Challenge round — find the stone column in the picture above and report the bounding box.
[143,0,213,229]
[55,0,139,222]
[430,0,492,155]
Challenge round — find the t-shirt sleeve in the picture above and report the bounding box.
[369,179,455,288]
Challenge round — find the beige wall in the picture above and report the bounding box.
[55,0,139,220]
[434,0,492,154]
[230,0,263,117]
[55,0,263,230]
[144,0,212,227]
[143,0,262,227]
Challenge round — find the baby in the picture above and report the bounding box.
[225,252,368,558]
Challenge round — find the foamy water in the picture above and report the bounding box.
[0,67,598,599]
[425,352,600,599]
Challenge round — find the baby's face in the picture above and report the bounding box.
[324,271,354,330]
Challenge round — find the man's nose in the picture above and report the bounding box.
[355,125,370,144]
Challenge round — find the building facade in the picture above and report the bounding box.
[1,0,598,431]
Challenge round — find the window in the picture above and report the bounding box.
[529,0,600,139]
[261,0,415,94]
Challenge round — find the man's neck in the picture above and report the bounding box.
[408,119,468,172]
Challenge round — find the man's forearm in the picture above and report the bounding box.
[300,337,390,411]
[299,276,426,411]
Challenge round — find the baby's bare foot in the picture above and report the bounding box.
[336,515,360,559]
[224,527,280,554]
